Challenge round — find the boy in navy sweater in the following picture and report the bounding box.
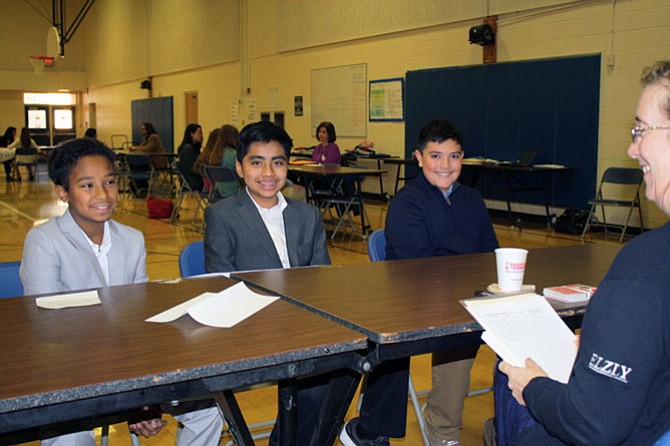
[340,120,498,446]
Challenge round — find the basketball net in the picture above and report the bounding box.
[28,56,54,75]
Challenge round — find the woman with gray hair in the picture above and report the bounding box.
[499,60,670,445]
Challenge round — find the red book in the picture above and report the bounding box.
[543,284,597,303]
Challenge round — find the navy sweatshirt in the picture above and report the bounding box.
[385,172,499,259]
[521,222,670,445]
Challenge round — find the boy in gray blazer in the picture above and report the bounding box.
[204,121,330,273]
[20,138,223,446]
[204,121,331,444]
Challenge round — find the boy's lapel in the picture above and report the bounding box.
[236,192,283,264]
[283,202,300,266]
[106,221,125,286]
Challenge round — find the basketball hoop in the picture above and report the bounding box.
[28,56,55,75]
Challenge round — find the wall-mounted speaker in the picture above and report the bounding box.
[140,79,152,90]
[469,24,495,46]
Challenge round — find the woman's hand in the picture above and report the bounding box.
[498,358,548,406]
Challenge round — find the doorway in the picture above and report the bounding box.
[185,92,198,125]
[23,92,77,146]
[88,102,97,131]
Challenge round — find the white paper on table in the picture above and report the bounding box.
[145,292,217,323]
[461,293,577,383]
[36,290,101,309]
[146,282,279,328]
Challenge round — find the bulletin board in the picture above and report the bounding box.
[311,63,367,137]
[369,78,404,121]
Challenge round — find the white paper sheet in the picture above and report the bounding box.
[35,290,101,309]
[462,293,577,383]
[146,282,279,328]
[145,292,217,323]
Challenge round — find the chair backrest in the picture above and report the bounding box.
[0,261,23,298]
[203,165,237,184]
[15,147,38,156]
[179,241,206,277]
[173,160,195,193]
[125,153,153,172]
[203,165,239,202]
[366,229,386,262]
[601,167,643,185]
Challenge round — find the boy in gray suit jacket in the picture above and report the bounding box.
[204,121,330,273]
[204,121,331,444]
[20,138,223,446]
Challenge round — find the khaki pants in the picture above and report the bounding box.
[423,346,479,442]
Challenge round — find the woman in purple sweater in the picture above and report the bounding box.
[312,121,342,165]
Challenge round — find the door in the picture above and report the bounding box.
[185,92,198,125]
[88,102,97,131]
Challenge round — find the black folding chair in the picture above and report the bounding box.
[202,165,239,204]
[124,153,157,198]
[200,165,239,232]
[581,167,644,242]
[170,160,207,224]
[13,147,38,181]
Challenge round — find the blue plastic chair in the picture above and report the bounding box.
[365,229,430,444]
[366,228,387,262]
[656,429,670,446]
[178,240,206,277]
[0,261,23,298]
[178,240,275,444]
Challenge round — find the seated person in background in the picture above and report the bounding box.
[340,119,498,446]
[195,127,220,191]
[497,60,670,446]
[20,138,223,446]
[130,122,167,169]
[84,128,97,139]
[204,121,330,444]
[177,123,204,192]
[7,126,40,181]
[196,124,239,199]
[312,121,342,165]
[0,126,17,182]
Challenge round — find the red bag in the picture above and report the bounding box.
[146,196,173,218]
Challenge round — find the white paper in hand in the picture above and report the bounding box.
[462,293,577,383]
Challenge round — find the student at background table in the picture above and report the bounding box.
[0,125,17,181]
[195,126,220,191]
[498,60,670,446]
[7,126,40,181]
[177,123,204,192]
[204,121,330,444]
[84,127,97,138]
[339,119,498,446]
[129,122,167,169]
[312,121,342,165]
[20,138,223,446]
[196,124,239,198]
[205,124,239,199]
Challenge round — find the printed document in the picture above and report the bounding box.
[461,293,577,383]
